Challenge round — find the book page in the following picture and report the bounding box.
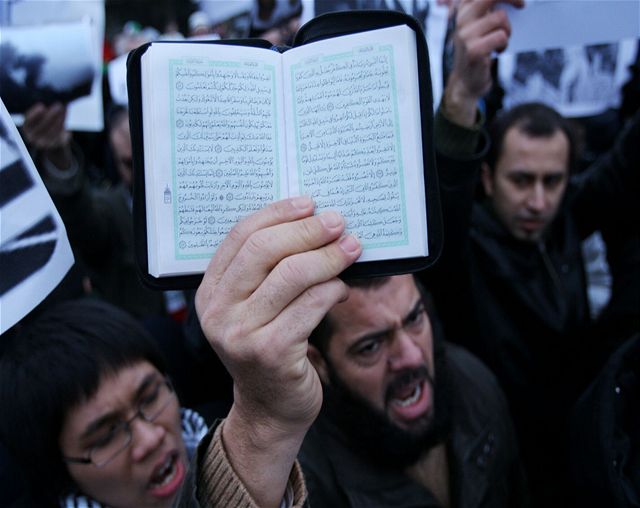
[283,25,428,263]
[141,43,287,277]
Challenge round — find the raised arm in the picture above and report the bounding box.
[425,0,522,330]
[441,0,522,127]
[21,102,73,170]
[194,197,361,507]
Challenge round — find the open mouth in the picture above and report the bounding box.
[148,451,185,498]
[392,382,422,407]
[387,377,432,425]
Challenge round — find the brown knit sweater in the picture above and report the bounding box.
[195,421,308,507]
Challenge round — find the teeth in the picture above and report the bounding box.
[394,384,421,407]
[152,456,176,487]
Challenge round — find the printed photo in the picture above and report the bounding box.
[0,21,95,114]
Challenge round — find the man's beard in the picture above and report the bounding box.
[320,349,452,470]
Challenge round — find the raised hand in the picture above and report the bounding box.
[22,102,72,169]
[443,0,524,126]
[195,197,361,507]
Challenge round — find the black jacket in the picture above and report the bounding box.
[570,334,640,508]
[426,109,640,505]
[299,344,528,508]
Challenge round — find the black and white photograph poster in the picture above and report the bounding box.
[0,21,96,114]
[496,0,639,116]
[0,99,73,334]
[0,0,105,132]
[498,40,638,117]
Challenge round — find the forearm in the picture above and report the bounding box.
[441,74,481,128]
[219,404,309,508]
[434,105,485,164]
[39,140,84,198]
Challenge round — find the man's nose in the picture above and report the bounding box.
[526,182,546,213]
[130,417,165,462]
[387,331,423,371]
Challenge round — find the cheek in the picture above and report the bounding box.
[548,186,567,210]
[421,334,435,374]
[69,461,137,505]
[493,186,522,220]
[340,363,388,411]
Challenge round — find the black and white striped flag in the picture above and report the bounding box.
[0,99,73,334]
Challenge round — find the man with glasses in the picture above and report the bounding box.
[0,195,362,507]
[0,299,206,507]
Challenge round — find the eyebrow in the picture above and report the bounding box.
[79,372,158,440]
[347,298,424,354]
[508,169,565,177]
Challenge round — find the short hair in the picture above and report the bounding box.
[485,102,578,174]
[0,298,168,504]
[309,275,442,357]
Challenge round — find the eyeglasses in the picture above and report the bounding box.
[63,377,175,468]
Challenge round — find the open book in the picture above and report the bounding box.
[128,12,441,288]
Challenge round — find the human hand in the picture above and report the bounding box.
[195,197,361,506]
[22,102,72,169]
[196,197,361,427]
[443,0,523,126]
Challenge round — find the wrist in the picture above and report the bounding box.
[442,75,480,128]
[43,144,73,170]
[226,396,311,452]
[223,404,309,508]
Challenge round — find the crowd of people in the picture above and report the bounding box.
[1,0,639,506]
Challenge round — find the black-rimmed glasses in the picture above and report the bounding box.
[63,377,175,468]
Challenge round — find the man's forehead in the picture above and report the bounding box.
[504,126,569,153]
[498,127,570,172]
[329,276,420,333]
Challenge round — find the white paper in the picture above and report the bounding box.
[0,99,74,334]
[502,0,640,54]
[141,43,287,277]
[283,25,428,262]
[3,0,106,131]
[108,53,129,107]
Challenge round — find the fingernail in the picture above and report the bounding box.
[339,234,360,254]
[291,195,313,210]
[319,211,342,229]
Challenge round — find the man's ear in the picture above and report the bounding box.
[307,344,330,385]
[481,162,494,197]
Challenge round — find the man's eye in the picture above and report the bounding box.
[510,174,531,188]
[406,308,425,329]
[356,340,380,357]
[544,174,565,189]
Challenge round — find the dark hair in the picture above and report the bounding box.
[486,102,578,174]
[0,298,168,505]
[309,275,443,357]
